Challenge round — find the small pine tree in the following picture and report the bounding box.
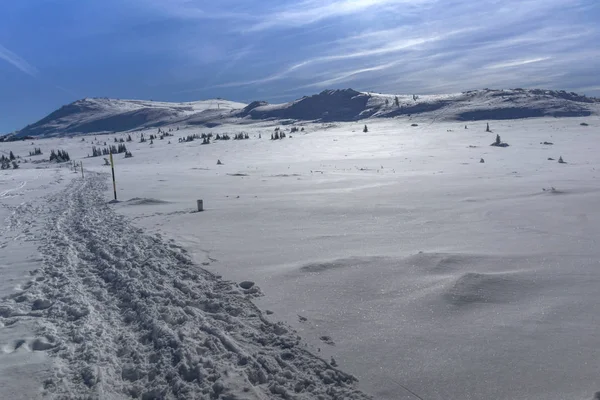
[12,161,19,169]
[495,134,501,145]
[9,151,15,161]
[486,123,491,132]
[127,135,132,142]
[394,96,400,107]
[385,99,389,106]
[363,125,368,133]
[558,156,565,164]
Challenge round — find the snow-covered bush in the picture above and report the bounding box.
[490,134,509,147]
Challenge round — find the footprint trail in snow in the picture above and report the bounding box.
[0,173,370,400]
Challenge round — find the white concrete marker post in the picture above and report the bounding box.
[197,200,204,212]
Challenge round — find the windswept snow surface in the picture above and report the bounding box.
[2,116,600,400]
[0,172,369,399]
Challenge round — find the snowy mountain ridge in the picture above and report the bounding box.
[9,88,600,138]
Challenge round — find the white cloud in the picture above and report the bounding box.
[0,43,77,98]
[246,0,434,31]
[155,0,599,97]
[299,61,400,88]
[485,57,551,70]
[204,29,470,90]
[0,44,39,78]
[133,0,256,21]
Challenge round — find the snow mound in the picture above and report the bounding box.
[406,252,487,275]
[300,257,385,273]
[123,197,171,206]
[0,173,370,399]
[443,272,532,306]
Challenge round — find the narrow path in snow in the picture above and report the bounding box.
[0,172,370,400]
[0,180,27,199]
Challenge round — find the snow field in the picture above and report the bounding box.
[2,115,600,399]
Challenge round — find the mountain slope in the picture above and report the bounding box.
[15,98,246,138]
[11,88,600,138]
[241,89,371,121]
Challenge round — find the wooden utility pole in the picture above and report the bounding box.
[109,153,117,200]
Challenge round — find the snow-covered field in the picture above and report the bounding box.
[2,116,600,399]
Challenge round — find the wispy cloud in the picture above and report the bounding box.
[134,0,256,21]
[176,64,293,93]
[0,42,78,97]
[202,29,472,90]
[246,0,433,31]
[486,57,551,70]
[131,0,599,99]
[0,43,39,78]
[299,61,400,88]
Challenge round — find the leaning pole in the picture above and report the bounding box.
[109,153,117,201]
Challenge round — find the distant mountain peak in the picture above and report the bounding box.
[11,88,599,138]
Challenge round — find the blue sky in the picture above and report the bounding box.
[1,0,599,133]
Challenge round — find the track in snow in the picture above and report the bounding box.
[0,180,27,199]
[0,173,370,400]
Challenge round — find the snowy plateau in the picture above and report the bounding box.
[1,88,600,400]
